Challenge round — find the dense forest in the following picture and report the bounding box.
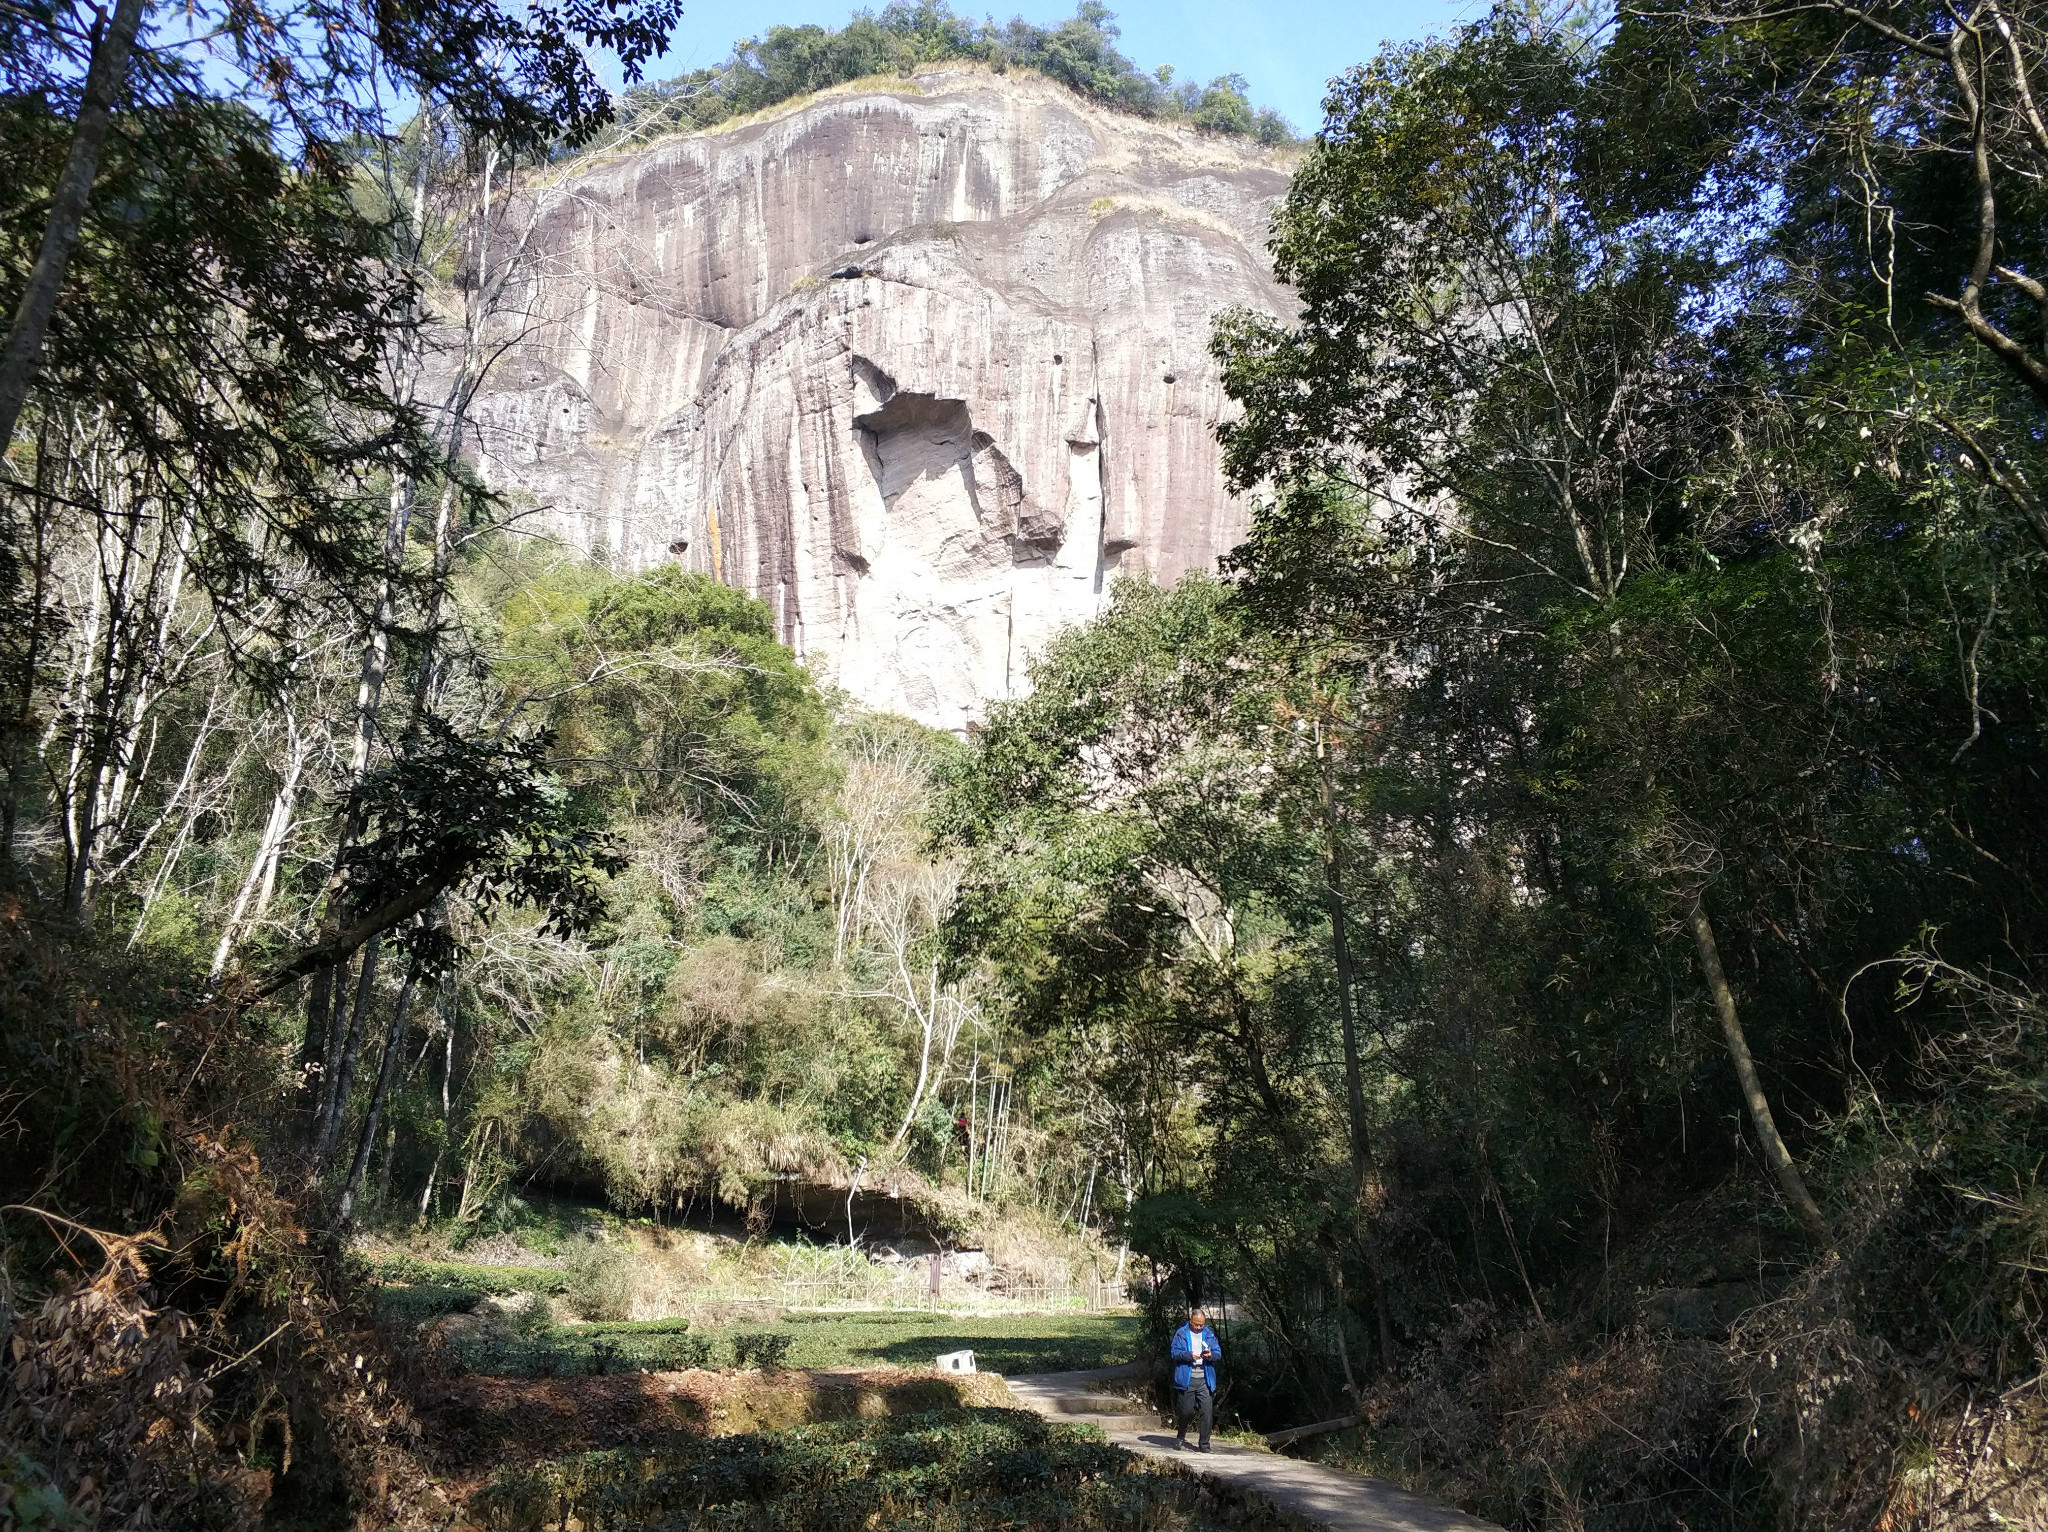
[1,0,2044,1528]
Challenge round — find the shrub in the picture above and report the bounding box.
[728,1331,794,1369]
[563,1242,635,1322]
[375,1282,485,1328]
[365,1254,570,1295]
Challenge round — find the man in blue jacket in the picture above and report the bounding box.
[1170,1306,1221,1451]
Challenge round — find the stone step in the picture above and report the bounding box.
[1047,1393,1150,1415]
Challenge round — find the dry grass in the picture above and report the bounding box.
[370,1184,1132,1321]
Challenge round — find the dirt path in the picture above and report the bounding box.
[1004,1365,1500,1532]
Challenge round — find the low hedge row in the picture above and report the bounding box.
[364,1253,570,1294]
[445,1328,791,1377]
[471,1408,1163,1531]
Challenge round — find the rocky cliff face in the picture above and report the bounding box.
[466,65,1293,728]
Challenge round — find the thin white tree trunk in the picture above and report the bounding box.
[965,1050,979,1200]
[0,0,149,447]
[455,1117,496,1224]
[95,502,194,849]
[209,717,304,981]
[105,657,231,888]
[123,717,242,946]
[884,949,940,1158]
[418,1020,455,1225]
[1686,896,1831,1242]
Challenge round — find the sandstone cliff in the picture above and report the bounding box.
[466,64,1294,728]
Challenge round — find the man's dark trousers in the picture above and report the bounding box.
[1176,1374,1213,1449]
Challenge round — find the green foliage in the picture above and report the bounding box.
[750,1311,1137,1374]
[324,719,624,977]
[1165,0,2048,1518]
[388,552,1007,1226]
[1800,963,2048,1397]
[728,1331,797,1369]
[0,1454,80,1531]
[493,559,830,850]
[18,0,2048,1521]
[449,1326,720,1377]
[373,1282,492,1328]
[942,575,1358,1379]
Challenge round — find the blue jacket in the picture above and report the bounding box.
[1170,1322,1221,1391]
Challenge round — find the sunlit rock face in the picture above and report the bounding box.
[465,65,1293,729]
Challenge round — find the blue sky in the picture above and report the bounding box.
[634,2,1475,134]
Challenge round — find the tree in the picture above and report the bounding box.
[942,576,1392,1375]
[1,93,426,908]
[0,0,684,452]
[1215,8,1836,1239]
[1601,2,2046,546]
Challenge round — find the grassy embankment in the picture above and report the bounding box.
[376,1251,1140,1377]
[493,1307,1139,1376]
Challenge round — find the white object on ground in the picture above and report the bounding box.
[936,1349,977,1374]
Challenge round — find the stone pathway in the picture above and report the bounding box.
[1003,1365,1500,1532]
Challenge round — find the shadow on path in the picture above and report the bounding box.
[1005,1366,1501,1532]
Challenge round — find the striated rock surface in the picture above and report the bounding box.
[466,64,1293,728]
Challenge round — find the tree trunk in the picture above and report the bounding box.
[0,0,149,449]
[375,1121,396,1207]
[1321,1245,1360,1397]
[339,964,419,1221]
[1,455,60,884]
[297,961,335,1114]
[410,481,461,716]
[455,1118,494,1224]
[314,933,382,1166]
[417,1018,454,1225]
[288,148,430,1109]
[1686,896,1831,1242]
[965,1051,979,1200]
[1318,721,1396,1370]
[209,714,305,979]
[260,856,462,999]
[316,950,356,1115]
[885,966,939,1159]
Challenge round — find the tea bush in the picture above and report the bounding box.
[729,1331,795,1369]
[367,1255,570,1295]
[376,1281,488,1328]
[448,1328,718,1377]
[473,1409,1169,1531]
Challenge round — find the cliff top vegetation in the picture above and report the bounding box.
[609,1,1297,149]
